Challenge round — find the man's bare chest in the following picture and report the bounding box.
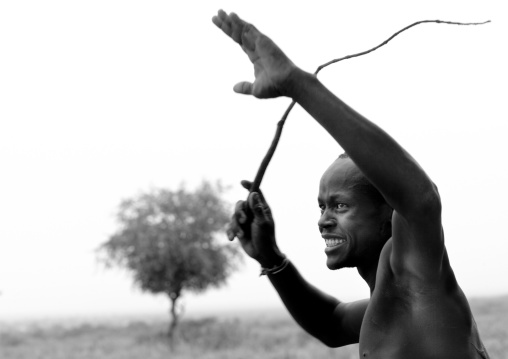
[358,254,484,358]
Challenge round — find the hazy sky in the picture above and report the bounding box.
[1,1,506,321]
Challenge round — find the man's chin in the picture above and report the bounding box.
[326,258,355,270]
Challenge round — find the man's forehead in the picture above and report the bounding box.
[320,158,363,186]
[319,158,387,208]
[318,158,370,201]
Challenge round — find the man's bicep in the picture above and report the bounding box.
[330,299,369,346]
[390,210,445,280]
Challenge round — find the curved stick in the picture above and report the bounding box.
[250,100,296,191]
[249,19,490,193]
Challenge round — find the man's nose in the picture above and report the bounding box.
[318,209,336,229]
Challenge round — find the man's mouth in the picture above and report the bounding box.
[324,238,346,247]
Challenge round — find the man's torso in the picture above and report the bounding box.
[358,239,489,359]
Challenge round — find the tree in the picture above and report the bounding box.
[97,180,241,342]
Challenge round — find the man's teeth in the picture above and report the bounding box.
[325,239,346,247]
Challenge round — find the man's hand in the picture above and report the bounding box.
[212,10,298,99]
[226,180,285,268]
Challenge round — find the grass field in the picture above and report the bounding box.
[1,296,506,359]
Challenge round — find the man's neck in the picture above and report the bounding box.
[357,256,380,294]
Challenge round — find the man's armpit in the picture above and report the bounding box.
[335,299,369,338]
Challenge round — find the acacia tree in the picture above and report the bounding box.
[98,180,240,340]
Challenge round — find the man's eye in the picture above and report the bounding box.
[336,203,347,209]
[319,205,325,213]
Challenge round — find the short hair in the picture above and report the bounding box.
[338,152,387,207]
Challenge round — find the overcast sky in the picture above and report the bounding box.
[1,0,506,321]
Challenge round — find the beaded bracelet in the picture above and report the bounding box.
[260,257,290,276]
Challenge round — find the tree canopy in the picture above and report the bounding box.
[98,180,241,339]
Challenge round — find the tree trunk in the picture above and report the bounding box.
[168,293,180,346]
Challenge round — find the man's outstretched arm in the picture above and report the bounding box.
[267,263,368,347]
[228,185,366,347]
[213,10,444,278]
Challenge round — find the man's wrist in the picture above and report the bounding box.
[281,67,316,100]
[259,255,289,276]
[258,252,286,269]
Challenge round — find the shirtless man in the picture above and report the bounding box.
[213,10,490,358]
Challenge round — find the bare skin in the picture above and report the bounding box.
[213,10,490,358]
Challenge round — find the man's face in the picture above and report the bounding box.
[318,158,391,270]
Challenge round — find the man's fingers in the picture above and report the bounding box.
[237,207,247,225]
[225,200,248,242]
[211,13,223,28]
[212,10,230,34]
[240,180,252,190]
[234,200,248,224]
[213,10,259,97]
[241,180,267,203]
[249,192,267,221]
[233,81,253,95]
[212,10,236,41]
[226,223,235,241]
[227,200,247,241]
[234,199,245,214]
[212,10,248,46]
[229,13,245,44]
[226,222,245,242]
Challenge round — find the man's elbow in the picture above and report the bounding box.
[317,333,354,348]
[409,182,442,219]
[319,336,341,348]
[423,182,442,212]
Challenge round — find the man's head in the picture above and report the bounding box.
[318,154,392,270]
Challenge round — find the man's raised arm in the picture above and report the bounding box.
[213,10,444,278]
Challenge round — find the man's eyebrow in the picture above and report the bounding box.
[331,194,351,202]
[318,192,352,203]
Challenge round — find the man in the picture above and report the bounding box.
[213,10,490,359]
